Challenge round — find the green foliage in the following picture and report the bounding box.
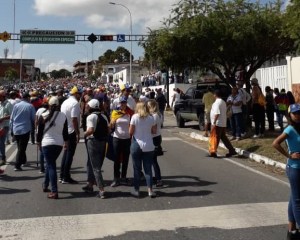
[141,0,295,85]
[98,47,132,64]
[4,67,18,81]
[50,69,71,79]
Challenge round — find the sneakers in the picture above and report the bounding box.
[48,192,58,199]
[62,178,78,184]
[156,180,163,187]
[82,185,94,193]
[110,180,120,187]
[252,134,260,138]
[120,178,131,186]
[131,189,140,198]
[14,167,23,171]
[241,133,246,138]
[58,178,63,183]
[42,184,50,193]
[207,153,218,158]
[96,191,106,199]
[235,137,241,141]
[230,136,236,141]
[286,230,300,240]
[148,191,157,198]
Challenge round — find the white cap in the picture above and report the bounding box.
[48,96,59,106]
[87,99,99,109]
[139,95,148,103]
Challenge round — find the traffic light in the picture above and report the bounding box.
[0,31,11,42]
[88,33,97,44]
[100,35,113,41]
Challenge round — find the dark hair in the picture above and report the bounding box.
[214,89,221,97]
[289,114,300,135]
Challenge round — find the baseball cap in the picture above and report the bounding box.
[48,96,59,106]
[70,86,82,95]
[119,96,127,103]
[87,99,99,109]
[289,104,300,114]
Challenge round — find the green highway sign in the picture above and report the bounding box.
[20,30,75,44]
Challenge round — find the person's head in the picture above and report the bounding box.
[135,101,150,118]
[214,89,221,99]
[265,86,271,93]
[280,88,286,94]
[119,96,127,110]
[0,90,6,102]
[274,88,279,95]
[231,86,238,95]
[289,104,300,124]
[86,99,100,113]
[70,86,82,101]
[48,96,60,111]
[22,92,31,101]
[147,99,159,114]
[250,78,258,86]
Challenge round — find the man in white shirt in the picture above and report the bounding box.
[60,86,82,184]
[112,85,136,111]
[209,90,237,158]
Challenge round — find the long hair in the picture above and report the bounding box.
[135,102,150,118]
[147,99,160,116]
[44,104,59,124]
[289,113,300,135]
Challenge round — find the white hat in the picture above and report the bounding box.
[139,95,148,103]
[87,99,99,109]
[48,96,59,106]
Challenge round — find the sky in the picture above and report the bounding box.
[0,0,289,73]
[0,0,179,72]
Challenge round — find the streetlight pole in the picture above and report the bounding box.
[109,2,132,85]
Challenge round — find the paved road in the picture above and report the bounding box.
[0,113,290,240]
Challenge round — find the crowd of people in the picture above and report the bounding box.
[0,77,168,199]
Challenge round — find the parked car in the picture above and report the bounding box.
[174,82,231,130]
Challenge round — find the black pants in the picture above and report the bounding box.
[252,104,265,135]
[15,131,30,168]
[112,137,131,179]
[266,106,275,131]
[60,131,77,180]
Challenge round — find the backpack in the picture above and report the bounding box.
[92,112,109,141]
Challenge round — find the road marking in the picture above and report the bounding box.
[0,202,287,240]
[1,145,17,171]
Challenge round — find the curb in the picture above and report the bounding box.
[189,132,286,170]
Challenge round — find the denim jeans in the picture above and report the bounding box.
[286,165,300,225]
[112,137,131,180]
[60,131,77,180]
[43,145,62,193]
[130,139,154,190]
[153,135,162,180]
[40,148,45,172]
[0,127,8,160]
[86,138,106,188]
[14,131,30,168]
[230,112,243,137]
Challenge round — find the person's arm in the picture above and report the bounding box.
[272,132,300,159]
[151,124,157,135]
[129,124,135,137]
[212,114,219,126]
[72,117,80,142]
[84,126,94,138]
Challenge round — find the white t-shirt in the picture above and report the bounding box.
[152,113,162,137]
[86,113,109,139]
[41,111,67,147]
[130,114,155,152]
[210,98,227,127]
[36,107,47,118]
[112,95,136,111]
[113,114,130,139]
[61,96,81,134]
[227,94,242,114]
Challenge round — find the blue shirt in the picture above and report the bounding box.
[10,100,35,135]
[284,125,300,169]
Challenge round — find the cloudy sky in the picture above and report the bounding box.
[0,0,178,72]
[0,0,289,72]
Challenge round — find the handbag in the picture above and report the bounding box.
[226,106,233,118]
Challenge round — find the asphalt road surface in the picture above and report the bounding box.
[0,114,290,240]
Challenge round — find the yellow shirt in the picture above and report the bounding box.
[202,92,215,112]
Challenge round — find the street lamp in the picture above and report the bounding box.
[109,2,132,85]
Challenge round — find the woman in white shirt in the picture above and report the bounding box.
[36,96,68,199]
[147,100,163,187]
[129,102,157,198]
[110,96,132,187]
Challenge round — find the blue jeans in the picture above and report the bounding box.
[286,165,300,225]
[230,113,243,137]
[130,139,154,190]
[43,145,62,193]
[85,138,106,189]
[0,127,8,160]
[60,131,77,180]
[40,148,45,172]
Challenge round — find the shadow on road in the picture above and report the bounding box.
[0,187,30,194]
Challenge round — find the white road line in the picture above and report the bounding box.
[0,202,287,240]
[1,146,17,171]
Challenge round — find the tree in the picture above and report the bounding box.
[142,0,295,86]
[50,69,71,79]
[4,67,18,81]
[40,72,48,80]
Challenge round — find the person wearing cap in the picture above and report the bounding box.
[10,92,36,171]
[110,96,133,187]
[273,103,300,239]
[0,90,13,166]
[83,99,109,199]
[59,86,82,184]
[112,84,136,111]
[36,96,68,199]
